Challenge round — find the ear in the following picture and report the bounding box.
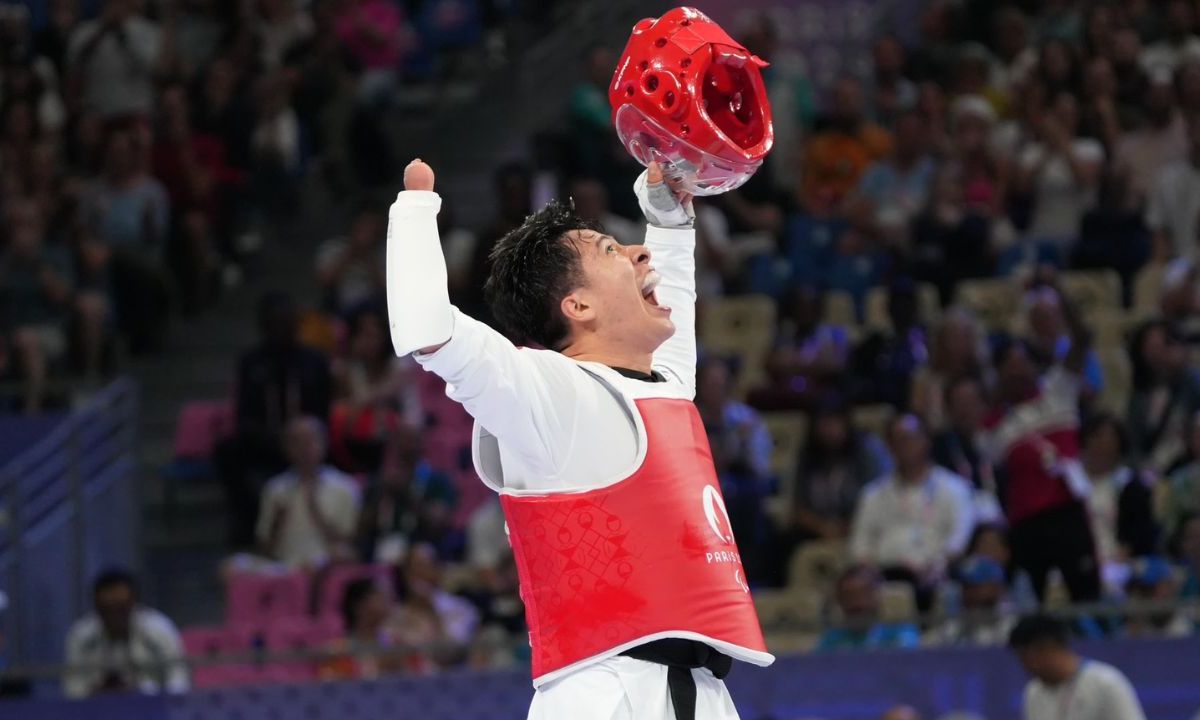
[560,288,595,325]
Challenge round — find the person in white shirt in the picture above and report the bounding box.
[387,158,772,720]
[1146,113,1200,261]
[255,416,361,568]
[851,413,975,610]
[63,569,188,699]
[66,0,164,120]
[1009,614,1147,720]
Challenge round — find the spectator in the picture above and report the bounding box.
[217,291,333,547]
[317,207,387,314]
[801,76,894,209]
[1074,165,1151,297]
[320,578,403,680]
[1014,91,1104,260]
[356,422,459,564]
[81,126,171,353]
[438,199,478,300]
[1110,28,1151,117]
[66,0,166,121]
[849,278,928,408]
[983,273,1102,603]
[869,34,917,128]
[1139,0,1200,76]
[1078,414,1160,594]
[1009,614,1147,720]
[330,304,421,473]
[852,107,936,247]
[461,163,531,321]
[1163,413,1200,536]
[569,177,640,247]
[933,376,1003,523]
[910,165,996,304]
[255,416,360,568]
[1121,556,1192,638]
[1127,320,1200,473]
[932,555,1015,646]
[696,356,774,583]
[1113,72,1186,207]
[851,413,975,611]
[1159,259,1200,346]
[254,0,314,71]
[815,564,920,653]
[249,71,301,219]
[62,569,188,699]
[1077,57,1121,153]
[1145,113,1200,261]
[780,393,891,552]
[1023,286,1104,399]
[910,308,986,432]
[1172,514,1200,597]
[334,0,403,103]
[751,285,850,412]
[393,543,479,670]
[0,199,72,411]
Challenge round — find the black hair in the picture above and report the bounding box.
[1008,614,1070,649]
[341,578,378,632]
[93,568,137,598]
[484,199,602,350]
[835,563,880,590]
[1129,319,1178,391]
[803,392,858,468]
[1080,411,1129,457]
[346,301,391,363]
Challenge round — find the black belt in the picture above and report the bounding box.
[621,639,733,720]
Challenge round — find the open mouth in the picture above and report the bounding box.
[640,270,669,312]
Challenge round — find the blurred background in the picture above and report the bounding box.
[0,0,1199,718]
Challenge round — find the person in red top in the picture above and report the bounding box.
[983,270,1101,603]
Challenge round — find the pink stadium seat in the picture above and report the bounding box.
[172,400,234,459]
[225,570,310,625]
[315,563,394,619]
[182,625,261,688]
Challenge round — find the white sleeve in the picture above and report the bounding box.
[386,190,454,356]
[150,617,191,694]
[414,308,583,477]
[645,224,697,396]
[1098,667,1147,720]
[944,474,976,557]
[62,622,92,699]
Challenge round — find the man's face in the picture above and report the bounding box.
[962,581,1002,609]
[1016,645,1060,684]
[285,420,325,472]
[836,574,879,622]
[889,415,929,472]
[565,230,674,352]
[96,584,135,638]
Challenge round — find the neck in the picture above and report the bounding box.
[897,463,929,484]
[1052,652,1083,685]
[563,341,653,375]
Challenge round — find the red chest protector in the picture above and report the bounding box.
[494,376,773,685]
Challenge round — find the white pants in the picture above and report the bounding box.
[527,656,740,720]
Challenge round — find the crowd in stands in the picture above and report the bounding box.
[30,0,1200,700]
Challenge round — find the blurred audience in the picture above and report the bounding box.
[815,565,920,653]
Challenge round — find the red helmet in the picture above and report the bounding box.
[609,6,774,196]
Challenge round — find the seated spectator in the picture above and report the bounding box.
[66,0,165,121]
[696,356,774,583]
[0,199,72,412]
[217,291,332,547]
[62,569,188,699]
[254,0,314,72]
[81,126,171,353]
[910,165,996,305]
[1024,285,1104,400]
[320,578,404,680]
[1113,72,1187,207]
[933,376,1004,523]
[333,0,403,103]
[1074,165,1151,299]
[851,107,936,247]
[945,95,1007,222]
[910,308,986,432]
[569,177,640,247]
[317,207,387,314]
[356,422,460,564]
[751,285,850,412]
[1079,413,1160,593]
[1139,0,1200,76]
[932,556,1015,646]
[1163,413,1200,536]
[1172,514,1200,597]
[1121,556,1192,638]
[1013,91,1104,261]
[815,565,920,653]
[1009,614,1147,720]
[1127,320,1200,472]
[393,543,479,671]
[851,414,974,611]
[1145,113,1200,261]
[777,393,892,561]
[255,416,360,568]
[800,76,894,209]
[849,278,928,408]
[983,274,1102,603]
[250,72,301,219]
[330,304,421,473]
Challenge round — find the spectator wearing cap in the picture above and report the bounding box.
[1122,556,1192,638]
[1078,413,1161,594]
[931,555,1015,647]
[1009,614,1147,720]
[1146,113,1200,261]
[62,569,188,699]
[851,413,975,612]
[1127,320,1200,473]
[932,376,1004,524]
[815,565,920,653]
[982,271,1102,604]
[1163,414,1200,536]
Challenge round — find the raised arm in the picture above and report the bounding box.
[385,160,580,476]
[636,166,698,396]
